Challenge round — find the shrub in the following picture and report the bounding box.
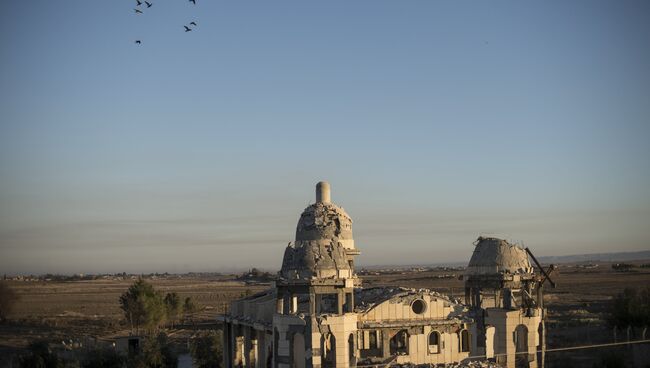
[19,341,62,368]
[82,347,125,368]
[190,331,223,368]
[127,333,177,368]
[608,287,650,328]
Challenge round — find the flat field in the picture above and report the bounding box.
[1,261,649,366]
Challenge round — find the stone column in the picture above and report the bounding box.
[276,298,284,314]
[291,295,298,314]
[382,330,391,358]
[223,322,232,368]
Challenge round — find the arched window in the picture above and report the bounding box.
[459,329,470,352]
[321,333,336,368]
[369,330,378,350]
[390,330,408,355]
[514,325,528,353]
[428,330,440,354]
[292,333,305,368]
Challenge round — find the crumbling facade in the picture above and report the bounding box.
[465,237,546,368]
[220,182,546,368]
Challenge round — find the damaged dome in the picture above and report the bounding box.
[280,182,357,281]
[465,237,533,276]
[280,240,352,280]
[295,201,354,249]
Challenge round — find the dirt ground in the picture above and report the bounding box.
[0,276,268,360]
[1,260,649,366]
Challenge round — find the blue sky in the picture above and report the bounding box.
[1,1,649,274]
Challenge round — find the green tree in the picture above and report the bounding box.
[120,279,167,334]
[0,281,19,323]
[183,297,200,325]
[164,293,182,328]
[190,331,223,368]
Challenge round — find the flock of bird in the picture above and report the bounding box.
[134,0,198,45]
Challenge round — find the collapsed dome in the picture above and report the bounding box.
[465,237,533,277]
[280,240,352,280]
[295,201,354,249]
[280,182,356,281]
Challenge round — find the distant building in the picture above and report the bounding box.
[220,182,548,368]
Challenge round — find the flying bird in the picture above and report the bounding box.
[189,0,196,4]
[145,1,152,7]
[134,8,143,14]
[135,40,141,44]
[189,21,197,26]
[184,25,192,32]
[136,0,142,5]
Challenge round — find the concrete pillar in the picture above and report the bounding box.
[224,322,232,368]
[291,296,298,314]
[382,330,391,358]
[235,335,245,368]
[538,285,545,368]
[310,292,316,315]
[316,181,331,204]
[345,292,354,313]
[283,293,291,315]
[251,338,258,368]
[277,298,284,314]
[231,324,238,367]
[315,294,322,314]
[485,326,495,359]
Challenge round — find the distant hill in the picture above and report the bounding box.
[358,250,650,270]
[537,251,650,264]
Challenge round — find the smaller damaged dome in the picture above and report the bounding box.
[466,237,533,277]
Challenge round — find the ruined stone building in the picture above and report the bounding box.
[220,182,549,368]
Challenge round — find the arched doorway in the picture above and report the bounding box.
[292,333,305,368]
[348,333,356,367]
[321,333,336,368]
[266,346,273,368]
[514,324,529,368]
[459,329,470,352]
[515,325,528,352]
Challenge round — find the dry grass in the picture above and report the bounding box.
[1,260,649,362]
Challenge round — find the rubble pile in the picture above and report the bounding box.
[390,361,503,368]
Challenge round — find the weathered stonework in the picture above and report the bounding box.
[220,182,547,368]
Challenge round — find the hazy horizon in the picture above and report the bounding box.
[1,1,649,274]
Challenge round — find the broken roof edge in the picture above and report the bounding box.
[299,201,353,223]
[235,287,276,302]
[473,235,526,250]
[354,286,463,314]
